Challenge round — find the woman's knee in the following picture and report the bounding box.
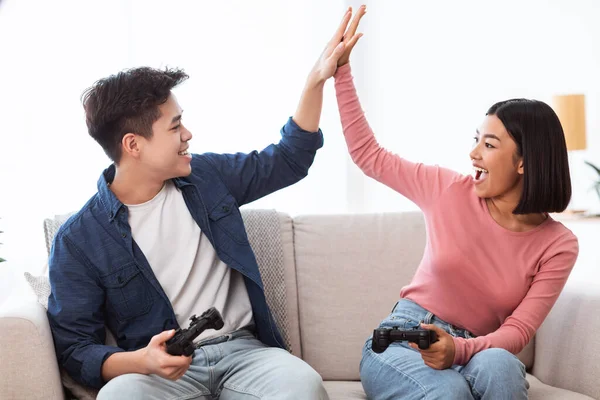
[470,348,526,377]
[461,349,529,399]
[360,347,472,400]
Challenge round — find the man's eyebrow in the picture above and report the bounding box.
[171,111,184,124]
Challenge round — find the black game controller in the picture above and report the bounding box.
[372,327,438,353]
[166,307,225,356]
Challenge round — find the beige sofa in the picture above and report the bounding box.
[1,211,598,399]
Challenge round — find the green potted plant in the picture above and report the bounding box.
[584,161,600,202]
[0,218,4,263]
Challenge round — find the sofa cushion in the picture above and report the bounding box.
[322,374,596,400]
[323,381,367,400]
[24,271,51,309]
[532,282,600,400]
[0,303,64,400]
[237,209,296,353]
[274,212,303,357]
[527,373,596,400]
[293,212,427,380]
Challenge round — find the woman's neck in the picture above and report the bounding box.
[486,196,547,232]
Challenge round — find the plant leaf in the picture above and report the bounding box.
[584,160,600,177]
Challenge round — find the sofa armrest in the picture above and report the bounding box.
[532,283,600,400]
[0,300,64,400]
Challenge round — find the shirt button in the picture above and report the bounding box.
[117,276,123,284]
[121,233,127,238]
[222,206,230,212]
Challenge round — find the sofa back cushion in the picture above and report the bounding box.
[293,212,427,380]
[292,211,534,381]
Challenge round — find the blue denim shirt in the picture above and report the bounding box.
[47,117,324,389]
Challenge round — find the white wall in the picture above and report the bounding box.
[0,0,348,282]
[1,0,599,287]
[345,0,600,213]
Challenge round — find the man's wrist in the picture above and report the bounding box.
[133,348,149,375]
[305,73,326,90]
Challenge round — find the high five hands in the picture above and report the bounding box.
[309,5,367,85]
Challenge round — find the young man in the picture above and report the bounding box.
[47,9,363,400]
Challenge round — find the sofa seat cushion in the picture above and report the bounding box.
[527,374,597,400]
[323,374,595,400]
[323,381,367,400]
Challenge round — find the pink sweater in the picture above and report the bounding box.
[334,64,579,365]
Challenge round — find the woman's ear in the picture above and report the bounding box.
[517,158,524,175]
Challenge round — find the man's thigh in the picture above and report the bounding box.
[209,337,327,400]
[97,372,211,400]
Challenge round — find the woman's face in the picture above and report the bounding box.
[470,114,524,199]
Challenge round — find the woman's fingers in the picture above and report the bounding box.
[343,5,366,42]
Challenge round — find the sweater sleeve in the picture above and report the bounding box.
[334,64,463,210]
[452,233,579,365]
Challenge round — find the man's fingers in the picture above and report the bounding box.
[151,329,176,346]
[160,358,191,380]
[172,355,192,368]
[330,7,352,46]
[328,41,346,62]
[160,355,192,370]
[170,366,188,381]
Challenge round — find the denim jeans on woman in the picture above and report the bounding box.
[360,299,529,400]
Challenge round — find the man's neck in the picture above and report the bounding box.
[109,164,166,205]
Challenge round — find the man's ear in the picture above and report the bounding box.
[122,133,141,159]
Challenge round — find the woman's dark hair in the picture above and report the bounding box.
[487,99,571,214]
[81,67,189,163]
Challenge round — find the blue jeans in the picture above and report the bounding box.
[97,329,328,400]
[360,299,529,400]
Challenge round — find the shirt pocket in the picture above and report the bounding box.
[208,194,249,245]
[101,262,152,322]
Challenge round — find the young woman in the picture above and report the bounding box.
[336,7,578,400]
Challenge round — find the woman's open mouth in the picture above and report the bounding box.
[472,167,488,184]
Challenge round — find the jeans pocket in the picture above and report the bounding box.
[381,315,421,330]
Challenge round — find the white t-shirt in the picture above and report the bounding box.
[126,181,253,342]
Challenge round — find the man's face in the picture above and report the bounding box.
[136,93,193,180]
